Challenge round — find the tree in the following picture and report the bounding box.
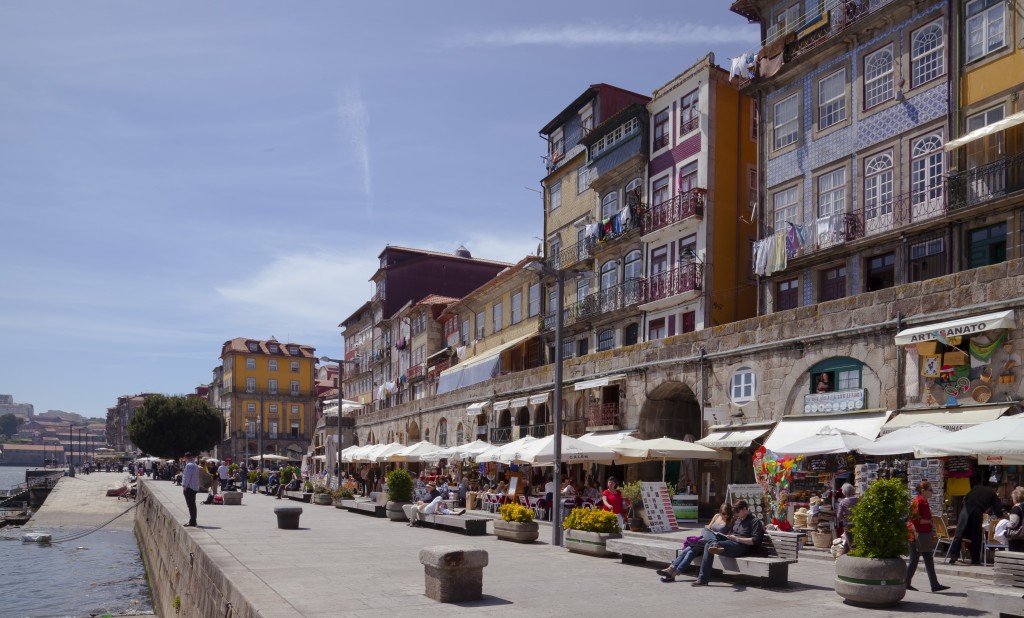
[0,413,22,438]
[128,395,223,459]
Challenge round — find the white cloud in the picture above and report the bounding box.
[335,83,373,213]
[455,22,759,48]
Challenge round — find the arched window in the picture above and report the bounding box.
[456,422,465,445]
[601,259,618,290]
[911,21,944,87]
[574,398,585,419]
[437,418,448,446]
[624,323,640,346]
[625,178,643,206]
[809,357,864,394]
[598,329,615,352]
[602,191,619,218]
[911,134,943,206]
[624,250,642,280]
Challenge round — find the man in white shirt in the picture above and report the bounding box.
[181,452,200,527]
[217,462,230,490]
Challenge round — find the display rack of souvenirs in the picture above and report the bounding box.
[913,330,1017,406]
[907,458,945,516]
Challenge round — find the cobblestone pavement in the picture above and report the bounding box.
[142,479,997,617]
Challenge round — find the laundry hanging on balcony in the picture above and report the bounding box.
[600,213,622,241]
[729,51,756,81]
[786,222,807,257]
[584,222,600,241]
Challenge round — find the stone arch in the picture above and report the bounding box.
[407,420,421,441]
[776,346,886,419]
[456,422,465,445]
[534,403,549,427]
[386,430,395,443]
[498,410,511,428]
[638,380,701,440]
[514,407,529,426]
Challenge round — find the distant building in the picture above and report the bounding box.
[0,394,34,419]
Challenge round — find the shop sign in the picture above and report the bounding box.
[906,321,992,343]
[803,388,865,414]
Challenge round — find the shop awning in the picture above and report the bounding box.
[466,401,489,416]
[762,410,891,452]
[579,429,639,447]
[493,400,511,412]
[528,392,551,405]
[696,424,773,449]
[894,310,1015,345]
[510,396,530,408]
[574,374,627,390]
[436,334,533,394]
[881,406,1010,433]
[944,110,1024,151]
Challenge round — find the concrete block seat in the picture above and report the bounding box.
[340,499,386,517]
[968,552,1024,617]
[273,506,303,529]
[282,490,312,503]
[416,512,489,536]
[419,545,488,603]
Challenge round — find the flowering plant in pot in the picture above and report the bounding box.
[619,480,644,531]
[563,506,621,556]
[835,478,909,607]
[494,503,538,543]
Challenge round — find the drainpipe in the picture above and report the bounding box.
[698,347,707,438]
[895,312,905,412]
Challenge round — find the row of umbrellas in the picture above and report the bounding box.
[770,415,1024,463]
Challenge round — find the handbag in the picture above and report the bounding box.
[915,530,937,553]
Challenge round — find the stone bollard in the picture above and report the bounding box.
[419,545,488,603]
[274,506,303,529]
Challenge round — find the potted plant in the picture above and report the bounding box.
[563,506,621,557]
[312,481,332,505]
[834,478,909,607]
[384,468,414,522]
[333,487,354,508]
[619,480,644,531]
[494,503,539,543]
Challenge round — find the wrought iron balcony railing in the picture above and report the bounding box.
[587,403,620,428]
[639,263,703,304]
[948,153,1024,211]
[642,188,706,235]
[490,426,513,445]
[406,363,424,381]
[573,280,641,322]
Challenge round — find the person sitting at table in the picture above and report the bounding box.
[658,502,733,582]
[584,481,601,503]
[560,479,576,496]
[405,482,464,526]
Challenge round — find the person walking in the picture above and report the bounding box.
[947,481,1002,565]
[181,452,199,527]
[601,477,624,529]
[906,480,949,592]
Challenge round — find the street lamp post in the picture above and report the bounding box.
[320,356,357,488]
[68,422,74,477]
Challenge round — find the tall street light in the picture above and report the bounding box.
[320,356,357,488]
[67,422,75,477]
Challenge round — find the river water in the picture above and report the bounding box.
[0,466,154,617]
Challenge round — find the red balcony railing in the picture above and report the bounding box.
[639,263,703,304]
[642,189,706,235]
[406,363,424,381]
[426,359,450,381]
[587,403,620,428]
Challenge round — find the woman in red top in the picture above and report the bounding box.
[601,477,624,529]
[906,480,949,592]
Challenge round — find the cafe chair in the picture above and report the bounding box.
[933,516,969,562]
[982,519,1007,565]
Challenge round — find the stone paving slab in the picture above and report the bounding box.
[27,471,137,530]
[142,478,997,617]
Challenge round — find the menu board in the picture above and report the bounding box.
[945,456,973,477]
[640,482,679,533]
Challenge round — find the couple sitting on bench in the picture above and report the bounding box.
[405,482,465,527]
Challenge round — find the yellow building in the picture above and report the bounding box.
[220,337,317,463]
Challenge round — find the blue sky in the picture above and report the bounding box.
[0,2,758,419]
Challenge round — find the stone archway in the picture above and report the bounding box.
[408,421,421,441]
[638,380,701,439]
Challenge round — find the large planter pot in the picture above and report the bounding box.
[314,493,333,506]
[274,506,302,530]
[222,490,242,506]
[834,555,906,607]
[564,529,622,557]
[385,500,410,522]
[494,520,539,543]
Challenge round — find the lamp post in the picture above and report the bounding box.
[67,422,74,477]
[320,356,357,488]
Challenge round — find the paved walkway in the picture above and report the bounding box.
[28,470,137,530]
[144,480,997,617]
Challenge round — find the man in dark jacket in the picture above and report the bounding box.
[947,481,1002,565]
[692,499,765,587]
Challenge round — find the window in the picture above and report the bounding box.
[461,318,470,343]
[269,404,278,415]
[624,323,640,346]
[246,403,256,413]
[773,93,798,150]
[864,152,894,220]
[291,405,299,414]
[549,181,561,211]
[290,380,300,396]
[679,235,696,262]
[624,250,642,280]
[911,133,944,206]
[653,108,670,149]
[548,287,558,317]
[290,361,299,373]
[291,422,299,439]
[819,265,847,302]
[269,421,278,439]
[268,379,278,395]
[810,357,863,393]
[681,311,696,334]
[549,236,561,268]
[773,186,799,230]
[966,0,1005,63]
[777,278,799,311]
[817,168,846,217]
[246,377,256,393]
[650,246,669,276]
[576,275,590,301]
[492,301,502,332]
[966,105,1005,168]
[269,359,278,371]
[288,345,298,354]
[600,259,618,290]
[625,178,643,205]
[911,21,944,86]
[731,367,755,403]
[910,237,946,282]
[751,98,759,141]
[581,110,593,133]
[247,342,258,352]
[562,339,574,360]
[528,283,541,317]
[818,69,846,129]
[576,338,589,357]
[648,318,666,340]
[475,311,485,339]
[652,175,670,208]
[678,161,698,194]
[268,343,278,353]
[246,357,256,370]
[967,222,1006,269]
[864,46,894,109]
[598,329,615,352]
[602,191,618,218]
[680,89,699,135]
[866,253,895,291]
[511,291,522,324]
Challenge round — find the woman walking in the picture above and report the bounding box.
[906,480,949,592]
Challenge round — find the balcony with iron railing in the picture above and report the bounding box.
[371,347,391,363]
[948,153,1024,211]
[639,263,703,305]
[406,363,424,381]
[587,403,620,429]
[573,280,641,322]
[426,358,450,381]
[642,189,705,236]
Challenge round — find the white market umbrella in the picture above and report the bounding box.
[365,442,405,463]
[857,422,951,456]
[772,426,873,456]
[386,440,442,462]
[914,414,1024,463]
[610,436,727,481]
[340,445,365,463]
[453,439,495,461]
[510,434,619,466]
[250,454,289,461]
[476,436,538,464]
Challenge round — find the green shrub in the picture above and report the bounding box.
[247,470,258,483]
[385,468,414,502]
[499,503,534,523]
[333,487,354,499]
[619,480,643,516]
[281,467,295,483]
[848,478,910,559]
[563,506,621,533]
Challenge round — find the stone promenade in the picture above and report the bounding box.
[141,479,996,617]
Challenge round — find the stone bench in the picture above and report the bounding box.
[340,499,386,517]
[968,552,1024,617]
[282,490,312,503]
[418,513,489,536]
[607,530,800,587]
[419,546,488,603]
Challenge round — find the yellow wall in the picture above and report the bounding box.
[962,17,1024,105]
[544,155,594,251]
[226,352,314,434]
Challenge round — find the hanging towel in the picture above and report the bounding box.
[620,205,632,229]
[785,224,800,258]
[771,230,788,273]
[730,53,753,80]
[969,331,1005,364]
[584,223,599,240]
